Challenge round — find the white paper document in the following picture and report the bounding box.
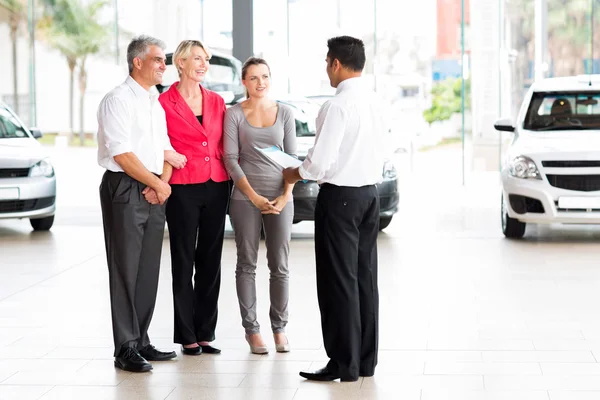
[255,146,302,169]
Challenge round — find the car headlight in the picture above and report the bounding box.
[382,160,397,180]
[29,159,55,178]
[508,156,541,180]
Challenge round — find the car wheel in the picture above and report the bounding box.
[379,216,393,231]
[501,195,525,238]
[30,215,54,231]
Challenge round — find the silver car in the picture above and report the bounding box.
[0,103,56,230]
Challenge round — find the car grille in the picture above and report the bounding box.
[0,196,55,213]
[0,168,30,178]
[542,161,600,168]
[546,175,600,192]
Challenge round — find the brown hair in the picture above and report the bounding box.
[241,57,271,98]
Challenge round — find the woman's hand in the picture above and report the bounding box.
[250,194,279,214]
[165,150,187,169]
[268,194,290,214]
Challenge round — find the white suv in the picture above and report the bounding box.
[495,75,600,238]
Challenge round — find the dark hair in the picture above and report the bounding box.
[242,57,271,80]
[326,36,365,72]
[241,57,271,98]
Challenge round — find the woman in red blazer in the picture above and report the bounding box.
[158,40,230,356]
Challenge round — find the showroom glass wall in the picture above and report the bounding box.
[0,0,232,135]
[8,0,600,179]
[501,0,599,121]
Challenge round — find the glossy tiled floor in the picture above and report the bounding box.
[2,147,600,399]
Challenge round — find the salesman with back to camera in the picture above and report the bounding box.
[283,35,384,382]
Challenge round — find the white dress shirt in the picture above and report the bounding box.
[299,77,385,186]
[97,76,173,174]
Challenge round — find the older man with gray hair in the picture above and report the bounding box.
[97,35,181,372]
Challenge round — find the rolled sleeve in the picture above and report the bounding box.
[163,135,174,151]
[223,109,246,183]
[99,96,133,157]
[299,102,346,181]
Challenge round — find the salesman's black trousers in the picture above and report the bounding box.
[314,183,380,381]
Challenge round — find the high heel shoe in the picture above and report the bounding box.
[245,334,268,354]
[274,333,290,353]
[181,344,202,356]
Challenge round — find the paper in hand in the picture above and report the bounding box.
[255,146,302,169]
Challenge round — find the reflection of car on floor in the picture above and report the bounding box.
[495,75,600,238]
[279,96,400,231]
[0,102,56,230]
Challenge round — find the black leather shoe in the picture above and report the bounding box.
[138,344,177,361]
[114,347,152,372]
[181,345,202,356]
[299,366,358,382]
[200,344,221,354]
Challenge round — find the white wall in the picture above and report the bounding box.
[470,0,501,171]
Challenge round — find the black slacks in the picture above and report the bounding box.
[314,183,380,380]
[166,180,230,345]
[99,171,167,356]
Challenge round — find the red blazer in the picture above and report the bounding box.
[159,82,229,184]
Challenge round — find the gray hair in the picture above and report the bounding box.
[126,35,166,73]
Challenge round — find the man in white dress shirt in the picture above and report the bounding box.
[97,35,180,372]
[283,36,384,382]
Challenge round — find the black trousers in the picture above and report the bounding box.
[99,171,167,357]
[166,180,230,345]
[314,183,380,380]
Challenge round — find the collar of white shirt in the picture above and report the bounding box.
[335,76,365,94]
[125,75,160,102]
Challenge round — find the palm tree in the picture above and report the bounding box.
[38,0,109,144]
[0,0,26,114]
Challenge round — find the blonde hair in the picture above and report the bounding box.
[173,40,212,76]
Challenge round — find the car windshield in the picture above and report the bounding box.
[0,107,29,139]
[524,91,600,131]
[280,100,319,137]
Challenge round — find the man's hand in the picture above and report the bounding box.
[165,150,187,169]
[142,187,159,204]
[251,194,279,215]
[155,180,172,204]
[283,167,302,184]
[143,181,171,205]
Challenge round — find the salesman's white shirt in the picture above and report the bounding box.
[299,77,384,186]
[97,76,173,174]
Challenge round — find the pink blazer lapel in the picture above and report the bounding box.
[169,83,208,136]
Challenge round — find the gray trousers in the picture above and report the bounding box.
[229,198,294,335]
[99,171,167,356]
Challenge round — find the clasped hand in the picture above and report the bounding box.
[251,194,289,215]
[142,181,171,205]
[165,150,187,169]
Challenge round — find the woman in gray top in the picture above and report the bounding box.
[223,57,297,354]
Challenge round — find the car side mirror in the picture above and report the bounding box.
[30,128,43,139]
[494,118,515,132]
